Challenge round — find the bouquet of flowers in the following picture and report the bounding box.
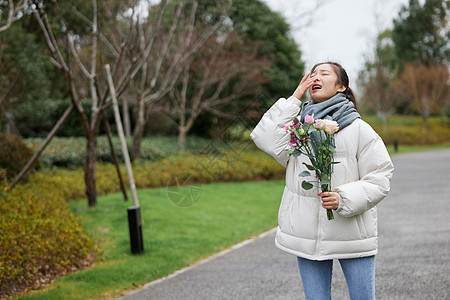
[285,114,339,220]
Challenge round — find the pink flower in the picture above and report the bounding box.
[293,122,300,128]
[323,120,339,135]
[304,114,314,125]
[290,131,296,137]
[290,137,298,147]
[314,119,324,129]
[285,124,290,133]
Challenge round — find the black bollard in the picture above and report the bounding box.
[127,206,144,254]
[394,140,398,152]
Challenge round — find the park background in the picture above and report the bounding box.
[0,0,449,298]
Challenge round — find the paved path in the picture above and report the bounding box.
[119,149,450,300]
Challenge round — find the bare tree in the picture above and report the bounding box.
[359,64,398,130]
[358,0,404,129]
[396,63,449,129]
[358,31,401,129]
[27,0,168,206]
[169,32,270,149]
[128,0,232,160]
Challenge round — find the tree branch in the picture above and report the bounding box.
[0,0,25,33]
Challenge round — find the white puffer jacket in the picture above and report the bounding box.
[251,96,394,260]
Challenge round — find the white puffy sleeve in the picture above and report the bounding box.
[250,96,302,167]
[334,123,394,217]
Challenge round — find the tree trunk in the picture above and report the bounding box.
[85,131,98,207]
[0,104,21,136]
[132,121,144,161]
[377,111,388,131]
[422,96,430,129]
[178,126,187,151]
[123,95,131,137]
[131,97,146,161]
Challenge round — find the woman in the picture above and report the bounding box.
[251,62,394,299]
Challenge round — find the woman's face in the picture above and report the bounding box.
[308,64,346,103]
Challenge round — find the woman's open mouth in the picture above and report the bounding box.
[312,84,322,91]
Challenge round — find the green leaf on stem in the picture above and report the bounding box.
[303,162,315,170]
[293,149,302,157]
[298,170,311,177]
[320,179,330,185]
[302,180,314,190]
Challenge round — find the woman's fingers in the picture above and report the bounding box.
[300,72,310,84]
[293,73,316,99]
[318,192,339,209]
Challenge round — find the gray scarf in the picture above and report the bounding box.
[300,93,360,155]
[300,93,360,130]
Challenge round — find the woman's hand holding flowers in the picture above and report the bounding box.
[318,192,340,210]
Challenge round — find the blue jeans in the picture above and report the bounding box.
[297,256,375,300]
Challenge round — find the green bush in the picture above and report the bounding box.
[0,184,95,298]
[0,133,38,180]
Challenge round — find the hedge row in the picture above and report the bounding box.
[24,135,231,168]
[373,124,450,146]
[0,149,285,298]
[362,115,450,146]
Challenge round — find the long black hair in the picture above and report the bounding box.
[310,61,358,111]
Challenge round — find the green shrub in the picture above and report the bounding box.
[0,184,95,298]
[0,133,38,180]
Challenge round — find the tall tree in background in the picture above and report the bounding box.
[391,0,449,127]
[27,0,168,206]
[229,0,304,99]
[358,30,401,129]
[397,63,449,128]
[0,23,50,135]
[169,32,270,149]
[392,0,450,67]
[128,0,231,160]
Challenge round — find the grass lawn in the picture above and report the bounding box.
[18,180,285,299]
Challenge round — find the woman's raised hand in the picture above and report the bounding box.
[292,72,316,100]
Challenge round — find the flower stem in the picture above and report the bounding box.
[322,183,334,221]
[326,208,334,220]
